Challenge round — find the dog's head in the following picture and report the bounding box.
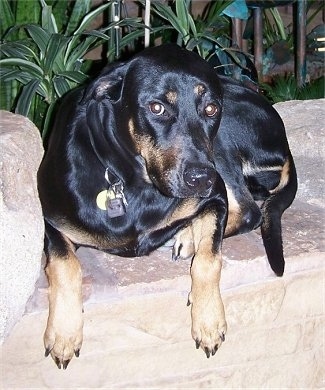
[83,44,223,198]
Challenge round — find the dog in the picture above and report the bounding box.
[37,44,297,369]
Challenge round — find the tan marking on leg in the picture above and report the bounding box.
[269,158,290,194]
[164,199,198,226]
[143,198,198,241]
[224,184,242,236]
[189,212,227,356]
[57,221,132,251]
[44,236,83,368]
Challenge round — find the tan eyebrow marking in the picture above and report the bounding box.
[194,84,206,96]
[166,91,177,104]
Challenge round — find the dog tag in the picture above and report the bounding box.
[98,172,128,218]
[96,189,116,211]
[106,197,126,218]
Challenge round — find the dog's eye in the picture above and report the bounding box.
[149,102,165,116]
[205,104,218,117]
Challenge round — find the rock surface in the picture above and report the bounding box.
[0,99,324,388]
[275,99,325,207]
[0,111,44,343]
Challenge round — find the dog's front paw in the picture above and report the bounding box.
[44,312,83,369]
[172,226,194,261]
[190,292,227,358]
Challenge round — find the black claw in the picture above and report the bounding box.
[172,243,182,261]
[195,339,200,349]
[62,360,70,370]
[212,345,218,356]
[75,349,80,358]
[220,332,225,342]
[204,347,211,358]
[44,347,51,357]
[54,357,62,370]
[186,299,191,306]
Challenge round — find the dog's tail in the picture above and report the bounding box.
[261,152,297,276]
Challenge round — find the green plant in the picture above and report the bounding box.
[0,0,145,137]
[261,74,325,103]
[140,0,256,81]
[143,0,232,57]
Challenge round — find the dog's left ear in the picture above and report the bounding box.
[80,61,130,104]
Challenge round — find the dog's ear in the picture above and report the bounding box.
[80,61,129,104]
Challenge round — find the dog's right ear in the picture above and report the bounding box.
[80,61,130,104]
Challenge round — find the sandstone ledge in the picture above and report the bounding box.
[1,252,324,388]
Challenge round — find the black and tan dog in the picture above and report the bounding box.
[37,44,297,369]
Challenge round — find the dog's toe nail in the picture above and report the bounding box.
[75,349,80,358]
[204,347,210,358]
[62,360,70,370]
[195,339,200,349]
[55,357,62,370]
[44,347,51,357]
[220,332,225,342]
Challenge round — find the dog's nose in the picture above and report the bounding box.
[183,166,216,194]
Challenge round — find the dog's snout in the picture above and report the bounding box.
[183,166,216,194]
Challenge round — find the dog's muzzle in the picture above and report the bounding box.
[183,165,216,197]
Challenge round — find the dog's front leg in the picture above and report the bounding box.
[189,210,227,357]
[43,226,83,369]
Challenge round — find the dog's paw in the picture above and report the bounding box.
[172,227,194,261]
[190,294,227,358]
[44,315,83,369]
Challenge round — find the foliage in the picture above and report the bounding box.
[140,0,257,82]
[0,0,145,137]
[263,1,324,68]
[261,75,325,103]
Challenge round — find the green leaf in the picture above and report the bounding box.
[188,12,198,38]
[35,81,49,99]
[106,28,149,59]
[0,68,33,84]
[53,76,71,97]
[65,2,110,61]
[65,35,98,69]
[0,58,44,78]
[51,0,69,33]
[0,41,36,60]
[65,0,91,35]
[16,0,41,25]
[176,0,189,34]
[15,0,41,40]
[39,0,58,34]
[42,101,56,139]
[24,24,51,57]
[43,33,69,74]
[150,2,188,37]
[15,79,40,116]
[0,0,15,38]
[82,29,111,40]
[73,2,111,36]
[56,70,88,84]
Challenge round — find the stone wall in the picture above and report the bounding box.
[0,111,44,343]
